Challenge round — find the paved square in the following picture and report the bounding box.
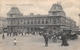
[0,34,80,50]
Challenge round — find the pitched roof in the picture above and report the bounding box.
[7,7,21,14]
[49,3,64,12]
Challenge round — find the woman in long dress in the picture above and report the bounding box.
[61,32,69,46]
[13,36,17,45]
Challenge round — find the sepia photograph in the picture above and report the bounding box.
[0,0,80,50]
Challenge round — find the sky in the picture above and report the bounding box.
[0,0,80,26]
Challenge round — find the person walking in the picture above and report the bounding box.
[7,32,9,36]
[2,34,5,39]
[10,32,12,37]
[61,32,69,46]
[21,32,23,36]
[43,30,49,47]
[13,36,17,45]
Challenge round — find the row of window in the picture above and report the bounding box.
[10,18,47,21]
[10,20,48,25]
[9,21,59,25]
[8,18,60,25]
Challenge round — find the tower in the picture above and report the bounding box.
[7,7,23,18]
[7,7,23,33]
[48,3,66,17]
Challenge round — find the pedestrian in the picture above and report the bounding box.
[13,36,17,45]
[21,32,23,36]
[61,32,69,46]
[10,32,12,37]
[25,32,27,35]
[7,32,9,36]
[43,30,49,47]
[2,34,5,39]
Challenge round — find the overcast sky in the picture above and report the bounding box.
[0,0,80,26]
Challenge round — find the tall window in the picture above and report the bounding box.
[27,19,29,24]
[13,20,15,24]
[18,22,19,25]
[31,19,33,24]
[31,21,33,24]
[24,22,26,24]
[42,21,44,24]
[45,21,48,24]
[24,19,26,21]
[38,21,40,24]
[50,18,51,23]
[57,18,59,23]
[34,21,37,24]
[56,18,59,24]
[11,20,13,25]
[27,21,29,24]
[17,19,19,25]
[27,27,29,30]
[53,18,56,24]
[21,19,23,22]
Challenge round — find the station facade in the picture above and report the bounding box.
[7,3,79,33]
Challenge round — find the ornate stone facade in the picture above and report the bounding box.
[7,3,79,33]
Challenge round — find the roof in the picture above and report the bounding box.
[7,7,21,14]
[24,14,48,17]
[7,14,49,19]
[49,3,64,12]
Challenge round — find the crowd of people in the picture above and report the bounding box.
[1,29,78,47]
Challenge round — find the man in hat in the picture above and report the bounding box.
[43,30,49,47]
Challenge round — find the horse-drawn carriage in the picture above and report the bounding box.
[70,32,78,40]
[36,27,78,42]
